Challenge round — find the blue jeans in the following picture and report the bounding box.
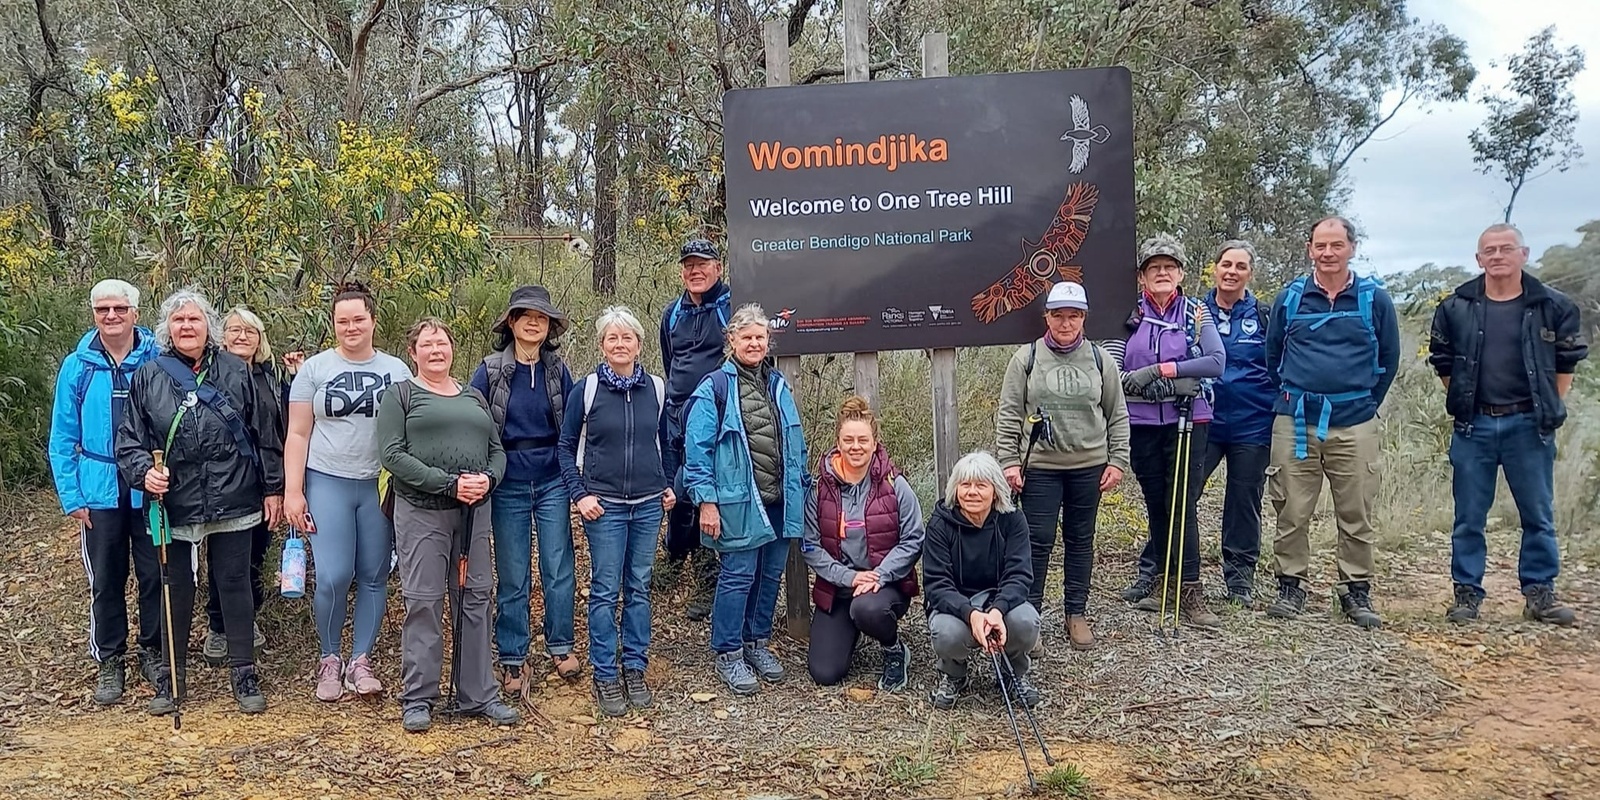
[1450,412,1560,594]
[491,478,575,664]
[584,499,663,682]
[710,511,788,654]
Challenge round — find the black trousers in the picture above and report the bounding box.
[82,505,162,662]
[1131,422,1209,583]
[162,527,257,669]
[206,521,271,633]
[806,585,909,686]
[1019,465,1104,615]
[1200,440,1269,593]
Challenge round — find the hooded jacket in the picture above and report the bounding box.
[921,501,1033,620]
[115,345,285,527]
[49,327,161,513]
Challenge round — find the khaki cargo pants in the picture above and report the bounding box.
[1267,415,1379,587]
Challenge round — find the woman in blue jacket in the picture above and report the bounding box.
[681,303,808,697]
[1201,240,1277,606]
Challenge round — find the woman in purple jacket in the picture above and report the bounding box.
[1116,235,1225,627]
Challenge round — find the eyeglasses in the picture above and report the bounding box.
[1479,245,1523,256]
[1143,263,1183,274]
[224,326,260,338]
[92,305,133,317]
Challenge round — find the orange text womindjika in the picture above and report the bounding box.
[746,135,950,173]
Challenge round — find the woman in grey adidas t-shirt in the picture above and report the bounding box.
[283,284,412,702]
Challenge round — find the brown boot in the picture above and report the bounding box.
[1179,582,1221,629]
[1065,615,1096,650]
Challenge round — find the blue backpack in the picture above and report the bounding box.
[666,296,730,334]
[1277,274,1385,457]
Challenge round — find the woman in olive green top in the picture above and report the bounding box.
[377,318,517,733]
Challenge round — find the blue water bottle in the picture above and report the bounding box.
[280,529,306,599]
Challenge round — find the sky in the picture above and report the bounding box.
[1345,0,1599,273]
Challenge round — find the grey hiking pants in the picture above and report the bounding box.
[394,495,496,711]
[928,600,1040,679]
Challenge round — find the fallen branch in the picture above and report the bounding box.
[1119,694,1206,714]
[227,726,335,758]
[450,734,519,756]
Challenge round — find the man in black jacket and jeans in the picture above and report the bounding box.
[1429,223,1588,626]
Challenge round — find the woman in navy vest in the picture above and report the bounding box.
[1200,241,1276,606]
[801,396,925,691]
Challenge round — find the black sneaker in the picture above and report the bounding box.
[231,665,267,714]
[594,678,628,717]
[1523,584,1577,627]
[1446,585,1482,623]
[139,646,162,686]
[1340,582,1382,630]
[1008,672,1042,709]
[148,664,184,716]
[929,672,967,710]
[878,641,909,693]
[623,668,653,709]
[1266,577,1308,619]
[1121,574,1156,603]
[93,657,125,705]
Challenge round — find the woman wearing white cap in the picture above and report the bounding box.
[994,281,1130,651]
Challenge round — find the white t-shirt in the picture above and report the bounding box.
[290,349,412,479]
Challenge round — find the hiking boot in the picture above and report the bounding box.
[623,668,654,709]
[468,699,521,726]
[1266,577,1308,619]
[1121,574,1156,603]
[1065,615,1096,650]
[878,642,909,693]
[147,662,185,716]
[929,671,968,710]
[742,640,785,683]
[594,678,629,717]
[402,703,432,733]
[715,651,759,696]
[1009,672,1042,709]
[1179,582,1221,629]
[139,646,162,686]
[203,628,228,667]
[344,654,384,695]
[1340,582,1383,630]
[1446,585,1482,623]
[1227,587,1254,608]
[1523,584,1577,627]
[501,664,527,697]
[232,665,267,714]
[93,657,125,705]
[315,655,344,702]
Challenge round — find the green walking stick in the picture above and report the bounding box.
[147,450,182,731]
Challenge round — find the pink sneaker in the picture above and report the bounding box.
[344,654,383,695]
[315,655,344,702]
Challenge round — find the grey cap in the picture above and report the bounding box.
[1137,234,1188,270]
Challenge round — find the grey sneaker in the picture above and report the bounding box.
[139,647,162,686]
[402,703,432,732]
[203,629,228,667]
[147,663,185,716]
[1447,585,1482,623]
[1523,584,1577,627]
[715,651,759,696]
[1339,582,1382,630]
[878,642,909,693]
[623,668,653,709]
[929,671,967,710]
[1266,577,1308,619]
[93,657,125,705]
[231,665,267,714]
[469,699,521,726]
[594,678,628,717]
[1009,672,1042,709]
[742,640,785,682]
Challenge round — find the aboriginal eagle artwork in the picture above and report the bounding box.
[1060,95,1111,174]
[970,182,1099,324]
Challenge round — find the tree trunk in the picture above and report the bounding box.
[592,92,619,295]
[531,72,549,225]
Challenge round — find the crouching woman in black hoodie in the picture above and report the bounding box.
[923,451,1040,711]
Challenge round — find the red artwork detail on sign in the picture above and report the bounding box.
[970,182,1099,324]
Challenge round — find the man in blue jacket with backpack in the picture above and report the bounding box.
[659,239,733,620]
[48,279,163,705]
[1264,217,1400,629]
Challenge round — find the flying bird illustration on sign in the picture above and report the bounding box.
[971,182,1100,324]
[1060,95,1111,174]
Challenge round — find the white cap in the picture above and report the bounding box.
[1044,281,1088,311]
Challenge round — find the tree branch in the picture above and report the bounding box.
[352,0,388,66]
[800,60,900,85]
[275,0,349,72]
[410,58,565,113]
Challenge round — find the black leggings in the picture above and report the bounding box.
[162,527,257,670]
[806,585,908,686]
[1020,465,1104,615]
[1131,422,1210,583]
[206,521,271,633]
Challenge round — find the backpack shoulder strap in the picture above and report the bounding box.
[650,375,666,421]
[715,302,730,328]
[575,374,599,472]
[1281,277,1309,325]
[709,369,731,424]
[153,355,256,462]
[1091,342,1103,372]
[394,378,415,414]
[666,297,686,331]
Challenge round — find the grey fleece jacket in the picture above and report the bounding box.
[801,457,926,587]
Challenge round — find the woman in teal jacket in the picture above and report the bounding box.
[681,303,807,697]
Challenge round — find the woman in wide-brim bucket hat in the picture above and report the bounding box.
[470,285,581,695]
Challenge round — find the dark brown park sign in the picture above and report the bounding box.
[723,67,1135,355]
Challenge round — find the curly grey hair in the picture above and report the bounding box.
[722,303,772,359]
[153,287,223,351]
[945,450,1016,514]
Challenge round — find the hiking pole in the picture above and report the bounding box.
[1014,409,1048,502]
[443,496,478,719]
[1155,399,1188,641]
[148,450,181,731]
[994,634,1055,768]
[1168,398,1195,634]
[987,633,1037,793]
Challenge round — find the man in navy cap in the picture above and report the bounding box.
[660,239,733,620]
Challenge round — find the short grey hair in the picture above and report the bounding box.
[1308,215,1358,244]
[89,279,140,309]
[1215,239,1258,266]
[223,305,275,364]
[723,303,772,359]
[153,287,223,351]
[594,305,646,345]
[945,450,1016,514]
[1479,223,1526,248]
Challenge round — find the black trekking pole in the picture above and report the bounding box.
[988,638,1037,793]
[443,496,479,719]
[147,450,181,731]
[1014,409,1055,502]
[994,634,1056,768]
[1155,397,1194,642]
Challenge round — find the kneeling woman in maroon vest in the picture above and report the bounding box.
[802,396,926,691]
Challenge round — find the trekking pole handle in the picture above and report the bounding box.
[152,450,165,470]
